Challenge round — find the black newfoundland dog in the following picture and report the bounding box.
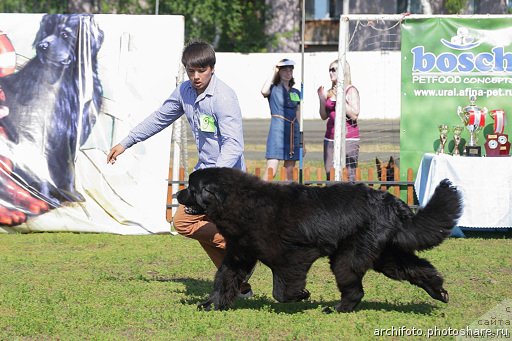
[177,167,463,313]
[0,14,103,205]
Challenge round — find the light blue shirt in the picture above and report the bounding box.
[120,74,245,171]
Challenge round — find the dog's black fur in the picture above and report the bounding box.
[177,167,463,313]
[0,14,103,204]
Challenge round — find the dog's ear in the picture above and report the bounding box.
[33,14,54,47]
[376,157,382,179]
[388,156,395,167]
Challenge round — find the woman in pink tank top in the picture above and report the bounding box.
[317,60,360,181]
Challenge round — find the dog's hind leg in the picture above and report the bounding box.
[373,249,449,303]
[329,252,365,313]
[271,266,311,303]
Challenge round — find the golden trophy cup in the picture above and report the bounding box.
[452,125,463,156]
[437,124,449,154]
[457,95,486,156]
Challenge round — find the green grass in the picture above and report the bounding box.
[0,233,510,340]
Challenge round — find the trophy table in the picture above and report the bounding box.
[457,95,486,157]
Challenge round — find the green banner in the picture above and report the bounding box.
[401,17,512,180]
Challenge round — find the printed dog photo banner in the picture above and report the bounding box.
[0,13,184,234]
[400,17,512,177]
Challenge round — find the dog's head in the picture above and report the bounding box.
[33,14,104,68]
[177,168,233,215]
[376,156,396,181]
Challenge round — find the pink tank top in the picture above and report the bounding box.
[324,86,359,140]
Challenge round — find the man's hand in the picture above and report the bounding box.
[107,144,126,164]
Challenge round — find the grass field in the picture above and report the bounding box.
[0,232,510,340]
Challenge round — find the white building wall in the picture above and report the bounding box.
[215,51,401,120]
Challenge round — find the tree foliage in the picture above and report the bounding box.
[0,0,273,52]
[444,0,467,14]
[0,0,68,13]
[159,0,271,52]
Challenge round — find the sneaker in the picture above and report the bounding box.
[238,282,254,299]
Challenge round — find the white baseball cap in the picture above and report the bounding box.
[276,58,295,67]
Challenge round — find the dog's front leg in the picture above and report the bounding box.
[198,255,243,311]
[197,291,219,311]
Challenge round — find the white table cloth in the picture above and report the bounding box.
[415,153,512,228]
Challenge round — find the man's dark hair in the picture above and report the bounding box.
[181,41,216,68]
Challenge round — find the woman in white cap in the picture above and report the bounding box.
[261,58,301,180]
[317,60,360,181]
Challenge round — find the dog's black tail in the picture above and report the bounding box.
[394,179,463,252]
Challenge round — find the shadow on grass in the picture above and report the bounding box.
[150,276,439,315]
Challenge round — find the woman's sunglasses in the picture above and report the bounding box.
[329,67,337,73]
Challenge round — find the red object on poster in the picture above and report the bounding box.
[0,30,16,77]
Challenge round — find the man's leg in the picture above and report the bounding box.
[173,204,226,268]
[173,204,254,297]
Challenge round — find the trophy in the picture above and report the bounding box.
[437,124,449,154]
[452,125,463,156]
[485,109,510,156]
[457,95,486,156]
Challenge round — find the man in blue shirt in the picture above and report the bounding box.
[107,41,252,297]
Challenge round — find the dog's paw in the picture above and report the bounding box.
[322,306,334,314]
[297,289,310,301]
[419,282,449,303]
[430,288,449,303]
[197,299,214,311]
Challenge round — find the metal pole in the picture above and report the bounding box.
[333,15,348,181]
[299,0,305,184]
[155,0,159,15]
[343,0,349,14]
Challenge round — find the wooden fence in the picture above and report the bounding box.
[166,166,416,222]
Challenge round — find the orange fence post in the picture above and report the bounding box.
[342,168,348,181]
[304,167,310,182]
[393,166,400,197]
[279,167,286,181]
[179,167,186,190]
[166,167,173,222]
[407,168,414,206]
[367,167,375,188]
[380,165,387,191]
[267,168,274,181]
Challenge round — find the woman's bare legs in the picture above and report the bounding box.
[263,159,279,181]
